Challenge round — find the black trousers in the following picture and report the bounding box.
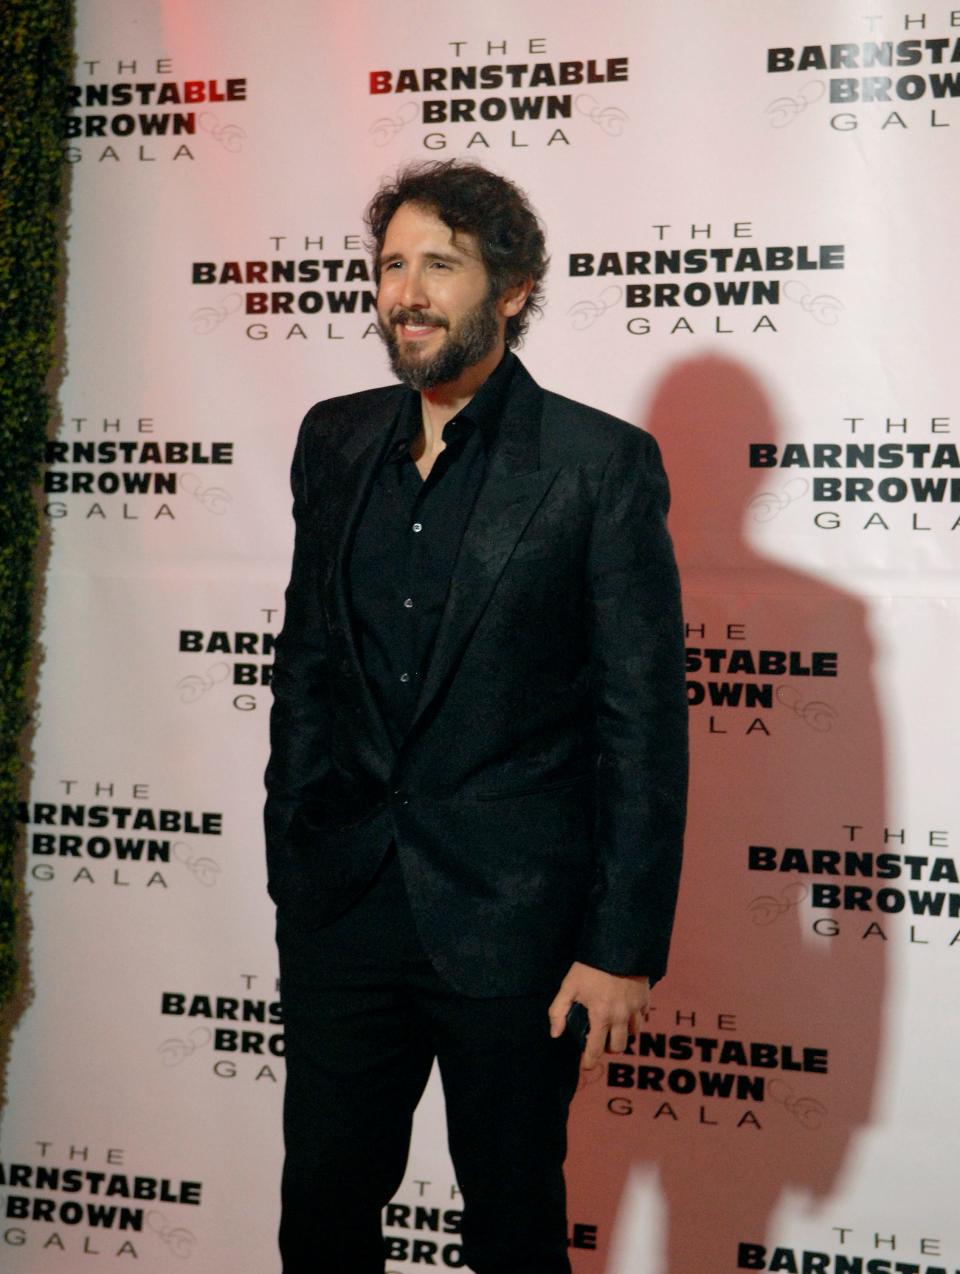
[276,849,581,1274]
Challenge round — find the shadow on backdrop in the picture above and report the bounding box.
[565,354,888,1273]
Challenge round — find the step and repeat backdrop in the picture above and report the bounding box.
[3,0,959,1270]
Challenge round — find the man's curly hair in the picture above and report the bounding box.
[365,159,548,348]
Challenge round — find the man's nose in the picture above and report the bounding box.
[398,268,429,310]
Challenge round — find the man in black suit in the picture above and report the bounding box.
[265,160,687,1274]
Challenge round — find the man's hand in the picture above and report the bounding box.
[548,961,650,1069]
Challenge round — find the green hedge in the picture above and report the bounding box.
[0,2,73,1005]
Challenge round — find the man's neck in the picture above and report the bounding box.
[417,339,506,448]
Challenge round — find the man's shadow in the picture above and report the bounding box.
[565,355,889,1272]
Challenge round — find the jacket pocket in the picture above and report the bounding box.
[289,801,386,841]
[474,772,590,801]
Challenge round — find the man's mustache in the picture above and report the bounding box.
[390,308,449,330]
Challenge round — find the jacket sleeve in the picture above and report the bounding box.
[575,426,688,984]
[263,414,333,870]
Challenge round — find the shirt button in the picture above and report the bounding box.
[403,597,414,609]
[412,522,423,533]
[399,672,411,683]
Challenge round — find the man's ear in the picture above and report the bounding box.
[498,277,534,319]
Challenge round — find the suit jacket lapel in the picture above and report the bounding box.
[409,363,558,734]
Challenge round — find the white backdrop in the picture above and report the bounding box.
[3,2,959,1270]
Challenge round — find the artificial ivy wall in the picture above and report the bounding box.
[0,1,73,1004]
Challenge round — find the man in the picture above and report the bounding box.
[264,159,687,1274]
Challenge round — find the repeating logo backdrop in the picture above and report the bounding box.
[4,2,959,1271]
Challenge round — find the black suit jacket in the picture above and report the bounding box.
[264,358,687,996]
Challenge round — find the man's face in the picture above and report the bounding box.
[376,201,503,391]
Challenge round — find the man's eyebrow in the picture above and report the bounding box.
[378,248,466,267]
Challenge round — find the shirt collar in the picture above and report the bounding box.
[389,349,518,460]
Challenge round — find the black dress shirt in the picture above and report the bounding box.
[349,351,518,746]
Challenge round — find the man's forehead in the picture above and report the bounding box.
[381,201,481,259]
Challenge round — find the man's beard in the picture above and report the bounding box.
[379,291,500,391]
